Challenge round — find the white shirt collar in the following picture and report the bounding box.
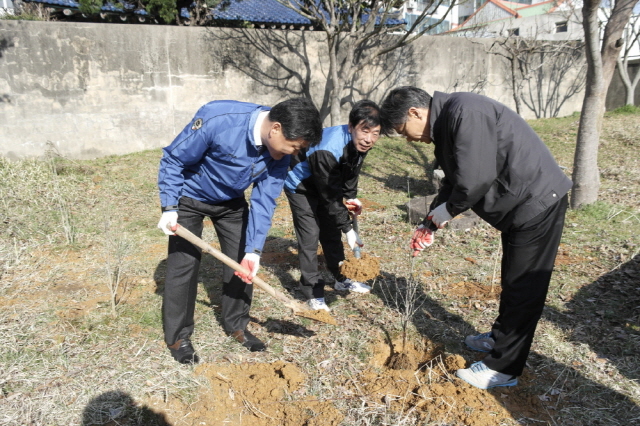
[253,111,269,147]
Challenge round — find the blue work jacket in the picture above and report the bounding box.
[158,100,290,255]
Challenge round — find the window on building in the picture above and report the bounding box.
[405,15,450,35]
[507,28,520,36]
[556,21,568,33]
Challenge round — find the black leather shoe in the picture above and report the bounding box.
[231,330,266,352]
[168,338,199,364]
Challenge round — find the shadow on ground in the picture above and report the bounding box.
[82,390,171,426]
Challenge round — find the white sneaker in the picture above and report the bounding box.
[307,297,331,312]
[334,278,371,293]
[456,361,518,389]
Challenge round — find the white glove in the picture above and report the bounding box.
[427,203,452,229]
[345,198,363,216]
[157,211,178,235]
[345,229,364,250]
[234,253,260,283]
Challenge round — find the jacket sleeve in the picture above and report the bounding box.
[431,175,453,211]
[445,109,498,217]
[245,156,291,254]
[158,118,214,208]
[308,150,353,233]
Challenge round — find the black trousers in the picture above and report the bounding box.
[484,195,568,376]
[285,190,346,300]
[162,196,251,346]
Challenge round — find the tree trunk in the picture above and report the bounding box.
[329,55,342,127]
[572,0,635,209]
[510,58,522,115]
[617,56,640,105]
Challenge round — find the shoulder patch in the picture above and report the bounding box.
[191,118,203,130]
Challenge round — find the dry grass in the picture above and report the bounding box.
[0,111,639,425]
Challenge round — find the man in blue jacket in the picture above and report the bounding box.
[157,98,322,364]
[380,87,571,389]
[284,100,381,311]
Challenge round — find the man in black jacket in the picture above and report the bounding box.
[380,86,572,389]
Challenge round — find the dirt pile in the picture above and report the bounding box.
[339,252,380,282]
[154,336,559,426]
[352,337,555,426]
[183,361,344,426]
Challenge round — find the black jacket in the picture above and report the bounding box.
[285,125,365,233]
[429,91,572,231]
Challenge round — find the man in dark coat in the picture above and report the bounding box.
[380,86,572,389]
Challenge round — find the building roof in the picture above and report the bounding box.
[22,0,404,27]
[23,0,153,16]
[212,0,312,25]
[211,0,405,27]
[452,0,566,32]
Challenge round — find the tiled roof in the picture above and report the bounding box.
[23,0,151,16]
[212,0,405,26]
[213,0,312,24]
[22,0,404,25]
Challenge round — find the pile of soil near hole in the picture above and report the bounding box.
[152,336,556,426]
[339,252,380,282]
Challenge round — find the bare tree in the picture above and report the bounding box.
[276,0,457,124]
[572,0,636,209]
[486,35,586,118]
[615,13,640,105]
[462,20,586,119]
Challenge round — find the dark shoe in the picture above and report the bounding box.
[168,338,199,364]
[231,329,266,352]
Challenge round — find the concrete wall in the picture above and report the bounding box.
[607,59,640,110]
[0,20,584,159]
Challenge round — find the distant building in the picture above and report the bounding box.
[1,0,15,15]
[451,0,582,40]
[400,0,460,34]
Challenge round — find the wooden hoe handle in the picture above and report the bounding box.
[172,225,307,314]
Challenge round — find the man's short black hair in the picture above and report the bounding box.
[269,98,323,147]
[380,86,432,136]
[349,99,380,129]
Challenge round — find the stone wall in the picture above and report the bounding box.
[606,59,640,110]
[0,20,585,159]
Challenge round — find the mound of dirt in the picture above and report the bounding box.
[351,337,554,426]
[339,252,380,282]
[186,361,344,426]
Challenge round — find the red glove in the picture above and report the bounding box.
[234,253,260,284]
[345,198,363,216]
[410,224,435,257]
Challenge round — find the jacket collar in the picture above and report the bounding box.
[429,91,450,144]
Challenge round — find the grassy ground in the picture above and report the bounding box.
[0,110,639,425]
